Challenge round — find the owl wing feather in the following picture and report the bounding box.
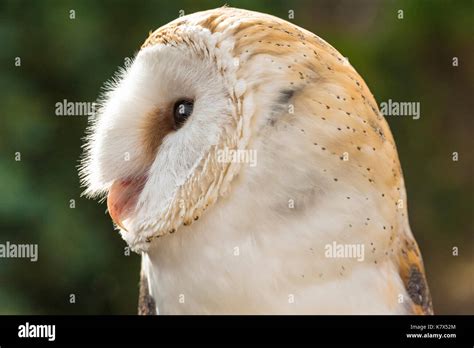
[138,270,156,315]
[397,233,433,314]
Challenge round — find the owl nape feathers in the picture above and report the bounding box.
[80,7,432,314]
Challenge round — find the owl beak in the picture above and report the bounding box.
[106,176,147,232]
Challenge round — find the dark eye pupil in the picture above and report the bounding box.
[173,99,194,128]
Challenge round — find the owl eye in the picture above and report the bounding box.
[173,99,194,129]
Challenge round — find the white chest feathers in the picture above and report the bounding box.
[142,128,410,314]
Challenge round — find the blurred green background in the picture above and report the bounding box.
[0,0,472,314]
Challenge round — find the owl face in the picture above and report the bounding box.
[80,7,393,251]
[81,11,253,250]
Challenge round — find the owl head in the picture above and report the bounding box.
[80,7,400,252]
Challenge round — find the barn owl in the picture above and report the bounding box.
[80,7,433,315]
